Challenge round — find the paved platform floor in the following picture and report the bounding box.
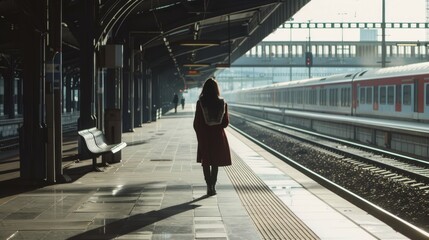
[0,104,408,239]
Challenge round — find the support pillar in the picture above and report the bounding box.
[20,0,47,181]
[77,0,97,131]
[102,44,123,164]
[142,69,152,123]
[45,0,66,183]
[134,67,142,127]
[105,68,116,109]
[65,75,72,112]
[3,57,15,118]
[122,43,134,132]
[152,74,159,121]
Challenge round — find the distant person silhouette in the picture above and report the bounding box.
[172,93,179,113]
[181,97,185,109]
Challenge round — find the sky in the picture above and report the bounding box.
[264,0,427,42]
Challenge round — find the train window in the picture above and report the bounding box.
[341,88,351,107]
[329,89,338,106]
[284,90,288,104]
[302,90,307,104]
[373,86,378,105]
[310,89,317,105]
[380,86,387,105]
[360,88,365,104]
[320,88,327,106]
[297,89,303,104]
[426,84,429,106]
[311,89,316,105]
[366,87,372,104]
[387,86,394,105]
[347,88,351,106]
[396,84,402,105]
[403,85,412,105]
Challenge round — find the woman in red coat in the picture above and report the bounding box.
[193,78,231,196]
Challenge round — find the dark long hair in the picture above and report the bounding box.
[199,78,223,112]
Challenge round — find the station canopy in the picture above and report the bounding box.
[0,0,310,88]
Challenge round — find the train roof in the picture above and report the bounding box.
[224,62,429,94]
[355,62,429,81]
[233,72,359,93]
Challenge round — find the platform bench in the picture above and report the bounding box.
[78,127,127,171]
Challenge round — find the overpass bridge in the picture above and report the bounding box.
[232,21,429,68]
[232,40,429,68]
[216,39,429,90]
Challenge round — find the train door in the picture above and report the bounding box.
[425,82,429,117]
[357,86,373,114]
[401,84,414,114]
[378,85,395,114]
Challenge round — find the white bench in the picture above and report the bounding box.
[78,127,126,171]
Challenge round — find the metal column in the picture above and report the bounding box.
[20,0,47,181]
[45,0,66,183]
[122,41,134,132]
[77,0,97,131]
[3,56,15,119]
[134,52,142,127]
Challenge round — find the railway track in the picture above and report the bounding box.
[0,124,79,182]
[0,122,78,152]
[231,111,429,186]
[229,111,429,240]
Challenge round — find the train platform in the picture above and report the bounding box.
[0,104,409,240]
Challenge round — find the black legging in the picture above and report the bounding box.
[203,165,218,185]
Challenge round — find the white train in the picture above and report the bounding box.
[224,62,429,122]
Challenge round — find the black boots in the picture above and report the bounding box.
[206,182,216,196]
[204,165,218,196]
[205,178,216,196]
[210,184,216,196]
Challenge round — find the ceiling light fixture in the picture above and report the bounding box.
[183,63,211,67]
[178,40,220,47]
[215,63,230,69]
[185,70,201,76]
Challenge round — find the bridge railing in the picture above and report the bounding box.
[234,41,429,68]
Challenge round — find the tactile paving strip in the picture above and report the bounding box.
[225,151,320,240]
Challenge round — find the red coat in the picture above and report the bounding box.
[193,100,232,166]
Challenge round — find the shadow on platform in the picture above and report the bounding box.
[67,196,207,240]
